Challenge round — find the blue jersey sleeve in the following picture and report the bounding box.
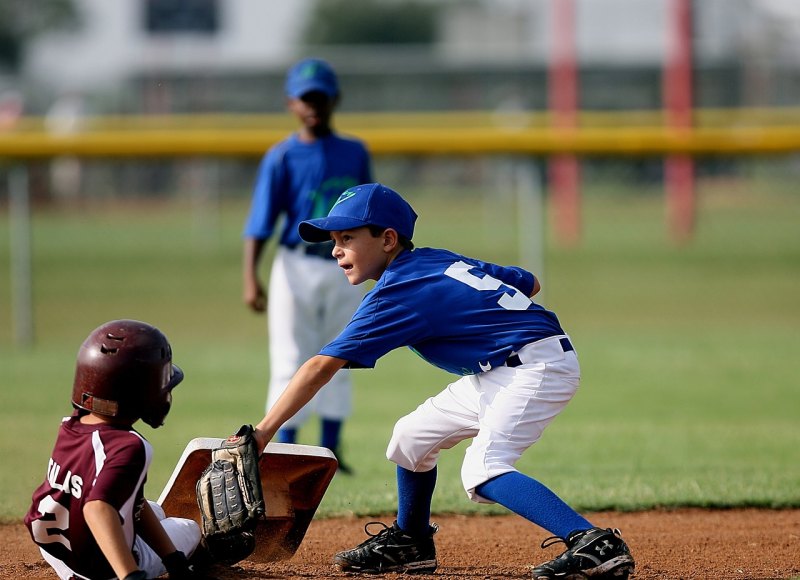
[243,147,287,239]
[320,296,430,368]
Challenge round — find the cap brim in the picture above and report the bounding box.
[287,82,338,99]
[299,216,368,243]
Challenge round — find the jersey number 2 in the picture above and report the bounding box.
[31,496,72,550]
[444,261,531,310]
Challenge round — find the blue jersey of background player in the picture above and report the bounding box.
[250,183,635,580]
[242,58,372,469]
[245,131,369,247]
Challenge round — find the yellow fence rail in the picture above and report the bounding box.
[2,109,800,158]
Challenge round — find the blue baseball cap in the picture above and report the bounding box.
[285,58,339,99]
[299,183,418,243]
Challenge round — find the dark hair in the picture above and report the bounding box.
[367,225,414,250]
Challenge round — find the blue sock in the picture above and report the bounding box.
[396,465,437,536]
[475,471,592,538]
[276,428,297,444]
[320,418,342,450]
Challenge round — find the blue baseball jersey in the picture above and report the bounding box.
[320,248,566,375]
[243,133,372,246]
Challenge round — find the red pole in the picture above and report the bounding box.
[663,0,696,242]
[548,0,581,246]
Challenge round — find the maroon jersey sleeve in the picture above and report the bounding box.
[85,428,148,508]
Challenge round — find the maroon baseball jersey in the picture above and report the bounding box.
[24,413,152,579]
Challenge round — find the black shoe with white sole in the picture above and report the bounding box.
[531,527,635,579]
[334,520,438,574]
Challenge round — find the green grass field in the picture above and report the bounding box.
[1,176,798,522]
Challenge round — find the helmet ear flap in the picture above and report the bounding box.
[140,364,183,428]
[141,391,172,428]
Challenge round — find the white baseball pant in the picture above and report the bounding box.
[266,246,363,427]
[386,335,580,503]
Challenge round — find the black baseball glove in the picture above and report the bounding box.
[196,424,265,565]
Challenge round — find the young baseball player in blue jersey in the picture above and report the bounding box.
[250,183,635,579]
[243,58,372,472]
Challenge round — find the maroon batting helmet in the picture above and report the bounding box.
[72,319,184,428]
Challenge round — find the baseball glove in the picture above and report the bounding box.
[196,424,265,565]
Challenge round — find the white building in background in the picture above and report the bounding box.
[20,0,800,108]
[25,0,314,94]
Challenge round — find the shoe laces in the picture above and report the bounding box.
[539,534,568,551]
[539,527,621,550]
[355,521,396,548]
[356,521,438,548]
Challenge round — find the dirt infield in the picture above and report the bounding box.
[3,509,798,579]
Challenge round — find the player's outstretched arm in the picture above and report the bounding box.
[254,355,347,451]
[84,499,140,579]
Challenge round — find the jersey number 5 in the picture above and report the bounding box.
[444,261,531,311]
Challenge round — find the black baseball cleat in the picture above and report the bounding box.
[531,527,635,579]
[334,520,438,574]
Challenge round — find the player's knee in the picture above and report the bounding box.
[386,416,437,472]
[162,517,202,556]
[148,500,166,520]
[386,416,416,469]
[460,463,476,497]
[460,464,499,504]
[182,519,202,554]
[460,447,517,503]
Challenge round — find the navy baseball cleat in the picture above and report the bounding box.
[334,520,438,574]
[531,527,635,579]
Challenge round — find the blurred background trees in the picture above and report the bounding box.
[304,0,440,45]
[0,0,80,72]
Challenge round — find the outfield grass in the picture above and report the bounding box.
[1,179,798,521]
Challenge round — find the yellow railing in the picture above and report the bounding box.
[2,108,800,157]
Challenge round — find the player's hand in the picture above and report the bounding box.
[253,426,270,454]
[244,279,267,312]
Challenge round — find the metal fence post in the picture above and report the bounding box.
[9,164,34,347]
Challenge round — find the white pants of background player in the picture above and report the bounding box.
[267,246,363,428]
[40,501,200,580]
[387,335,580,502]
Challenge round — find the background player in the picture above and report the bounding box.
[242,57,372,471]
[249,183,635,579]
[25,319,201,580]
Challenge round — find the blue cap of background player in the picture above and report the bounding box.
[285,58,339,99]
[299,183,418,243]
